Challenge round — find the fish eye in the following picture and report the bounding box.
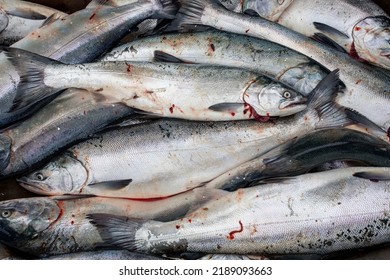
[1,210,12,218]
[35,173,45,181]
[283,91,292,99]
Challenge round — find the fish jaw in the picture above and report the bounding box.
[278,97,308,117]
[0,198,61,250]
[17,154,89,195]
[352,16,390,70]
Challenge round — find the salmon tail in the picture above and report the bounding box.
[2,47,64,111]
[154,0,180,19]
[168,0,219,31]
[87,214,144,252]
[306,69,351,129]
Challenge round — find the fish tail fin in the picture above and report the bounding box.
[168,0,220,31]
[2,47,63,111]
[307,69,351,129]
[87,214,144,251]
[153,0,180,19]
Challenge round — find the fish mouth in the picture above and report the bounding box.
[279,97,308,110]
[16,177,52,195]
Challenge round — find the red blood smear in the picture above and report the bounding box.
[210,44,215,52]
[169,104,175,114]
[230,112,236,117]
[244,103,271,122]
[354,26,361,31]
[71,221,74,225]
[50,201,64,227]
[176,225,180,229]
[188,219,192,223]
[227,220,243,240]
[89,13,96,20]
[126,63,132,73]
[350,42,367,63]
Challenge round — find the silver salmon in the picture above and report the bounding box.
[173,0,390,133]
[17,71,350,198]
[89,167,390,256]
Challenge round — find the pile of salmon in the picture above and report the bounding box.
[0,0,389,260]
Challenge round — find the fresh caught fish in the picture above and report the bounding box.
[0,88,134,177]
[0,0,177,127]
[0,0,67,46]
[243,0,293,21]
[6,48,328,121]
[243,0,390,69]
[207,128,390,191]
[0,189,221,256]
[42,250,167,260]
[102,30,329,95]
[89,167,390,256]
[17,71,350,198]
[173,0,390,133]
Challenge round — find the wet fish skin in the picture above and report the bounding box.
[173,0,390,133]
[5,48,317,121]
[0,89,134,178]
[17,70,349,198]
[0,0,67,46]
[89,167,390,255]
[0,189,220,256]
[0,0,176,126]
[207,128,390,191]
[256,0,390,70]
[243,0,294,21]
[42,250,167,260]
[102,31,329,95]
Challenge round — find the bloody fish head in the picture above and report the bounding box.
[17,153,88,195]
[243,77,308,118]
[352,16,390,70]
[0,198,60,249]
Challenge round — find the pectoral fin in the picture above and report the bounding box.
[90,179,133,191]
[353,170,390,181]
[313,22,350,39]
[208,102,244,113]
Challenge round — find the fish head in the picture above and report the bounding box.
[242,0,294,21]
[0,134,11,171]
[17,153,88,195]
[352,16,390,69]
[279,63,329,95]
[0,198,60,248]
[243,77,307,117]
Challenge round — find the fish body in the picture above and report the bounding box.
[102,30,329,95]
[0,189,218,256]
[90,167,390,256]
[18,71,349,198]
[245,0,390,69]
[6,49,323,121]
[42,250,167,260]
[0,89,134,177]
[174,0,390,132]
[0,0,67,45]
[207,128,390,191]
[0,0,176,126]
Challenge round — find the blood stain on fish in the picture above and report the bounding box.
[230,112,236,117]
[354,26,361,31]
[169,104,175,114]
[227,220,243,240]
[126,63,132,73]
[176,224,180,229]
